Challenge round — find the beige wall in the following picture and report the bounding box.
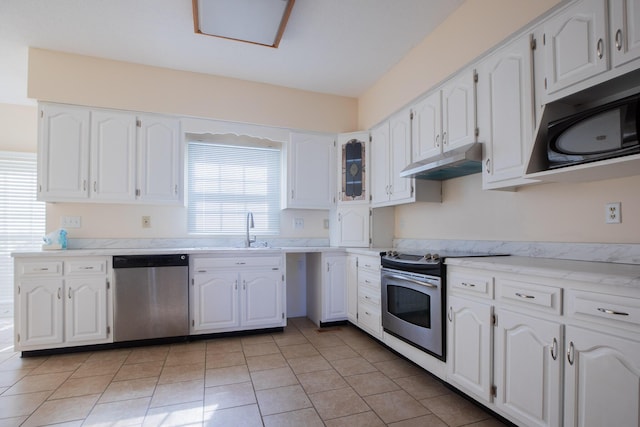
[358,0,562,129]
[359,0,640,245]
[28,48,358,134]
[0,103,37,152]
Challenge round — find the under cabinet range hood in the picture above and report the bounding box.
[400,142,483,180]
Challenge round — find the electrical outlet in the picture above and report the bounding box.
[323,219,330,229]
[60,216,81,228]
[142,216,151,228]
[294,218,304,229]
[605,202,621,224]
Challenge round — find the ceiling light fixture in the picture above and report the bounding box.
[192,0,295,48]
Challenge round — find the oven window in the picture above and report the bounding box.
[387,285,431,328]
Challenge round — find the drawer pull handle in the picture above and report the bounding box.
[615,29,623,51]
[365,311,370,316]
[550,337,558,361]
[597,307,629,316]
[515,292,535,299]
[460,282,476,288]
[364,264,372,268]
[68,288,72,299]
[236,262,246,265]
[365,280,371,284]
[57,288,61,299]
[567,341,575,365]
[364,295,370,300]
[80,266,94,270]
[596,38,604,59]
[38,267,50,271]
[197,270,206,273]
[448,307,453,322]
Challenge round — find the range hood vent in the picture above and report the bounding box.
[400,142,483,181]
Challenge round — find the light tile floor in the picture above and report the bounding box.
[0,316,509,426]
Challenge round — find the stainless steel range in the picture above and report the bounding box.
[380,250,504,362]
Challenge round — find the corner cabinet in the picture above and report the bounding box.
[38,103,183,205]
[14,257,112,351]
[190,254,285,334]
[284,131,335,209]
[477,34,537,190]
[306,252,348,327]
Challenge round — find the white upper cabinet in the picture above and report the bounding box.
[333,205,370,248]
[543,0,608,97]
[136,114,182,204]
[477,34,537,190]
[90,110,136,201]
[371,108,416,207]
[38,104,90,200]
[38,103,183,205]
[610,0,640,68]
[442,69,477,151]
[412,91,442,161]
[285,131,335,209]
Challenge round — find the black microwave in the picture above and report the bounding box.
[547,93,640,169]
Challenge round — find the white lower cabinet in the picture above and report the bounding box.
[15,257,112,351]
[307,252,348,326]
[190,255,285,334]
[447,295,494,402]
[494,309,562,427]
[447,263,640,427]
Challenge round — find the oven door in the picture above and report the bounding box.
[381,268,444,360]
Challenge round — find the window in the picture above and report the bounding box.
[187,135,281,235]
[0,152,45,317]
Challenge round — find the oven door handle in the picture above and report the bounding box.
[385,273,438,288]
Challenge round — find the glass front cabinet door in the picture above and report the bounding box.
[338,132,368,203]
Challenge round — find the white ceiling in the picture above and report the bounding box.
[0,0,464,106]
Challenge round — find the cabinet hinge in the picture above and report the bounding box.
[17,286,20,295]
[135,189,140,197]
[17,333,20,343]
[334,140,336,147]
[369,194,372,201]
[136,119,141,128]
[544,77,547,90]
[40,110,44,118]
[356,258,359,267]
[107,326,111,335]
[491,385,497,398]
[543,33,546,46]
[38,184,42,193]
[356,312,359,320]
[191,278,194,285]
[410,111,414,120]
[530,34,537,50]
[369,135,372,142]
[192,320,195,327]
[106,279,110,289]
[282,274,284,281]
[475,127,479,137]
[473,70,478,83]
[369,209,372,217]
[369,237,372,244]
[411,186,414,196]
[492,314,498,326]
[327,262,330,272]
[282,312,285,319]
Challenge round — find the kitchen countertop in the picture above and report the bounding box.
[446,255,640,290]
[10,246,376,258]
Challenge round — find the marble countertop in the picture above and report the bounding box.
[446,256,640,289]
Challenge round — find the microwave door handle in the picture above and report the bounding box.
[386,273,438,289]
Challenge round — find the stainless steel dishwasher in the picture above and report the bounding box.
[113,254,189,342]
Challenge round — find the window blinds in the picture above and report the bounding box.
[0,152,45,315]
[187,142,281,235]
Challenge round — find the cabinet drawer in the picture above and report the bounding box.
[358,269,380,290]
[193,256,281,272]
[567,290,640,332]
[358,283,381,306]
[18,261,63,276]
[358,255,380,274]
[358,300,381,336]
[449,272,494,298]
[496,279,562,315]
[65,259,108,275]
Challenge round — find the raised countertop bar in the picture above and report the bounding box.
[446,256,640,290]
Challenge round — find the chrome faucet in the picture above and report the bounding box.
[246,212,256,248]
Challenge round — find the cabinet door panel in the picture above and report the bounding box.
[336,206,369,248]
[412,92,442,161]
[91,111,136,201]
[447,295,493,402]
[442,71,476,151]
[389,110,413,202]
[324,255,348,322]
[193,272,239,331]
[565,325,640,427]
[288,132,335,209]
[347,255,358,324]
[137,115,181,203]
[18,280,64,348]
[39,105,90,200]
[544,0,608,95]
[495,309,562,427]
[242,271,282,328]
[65,277,108,343]
[611,0,640,68]
[370,122,390,206]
